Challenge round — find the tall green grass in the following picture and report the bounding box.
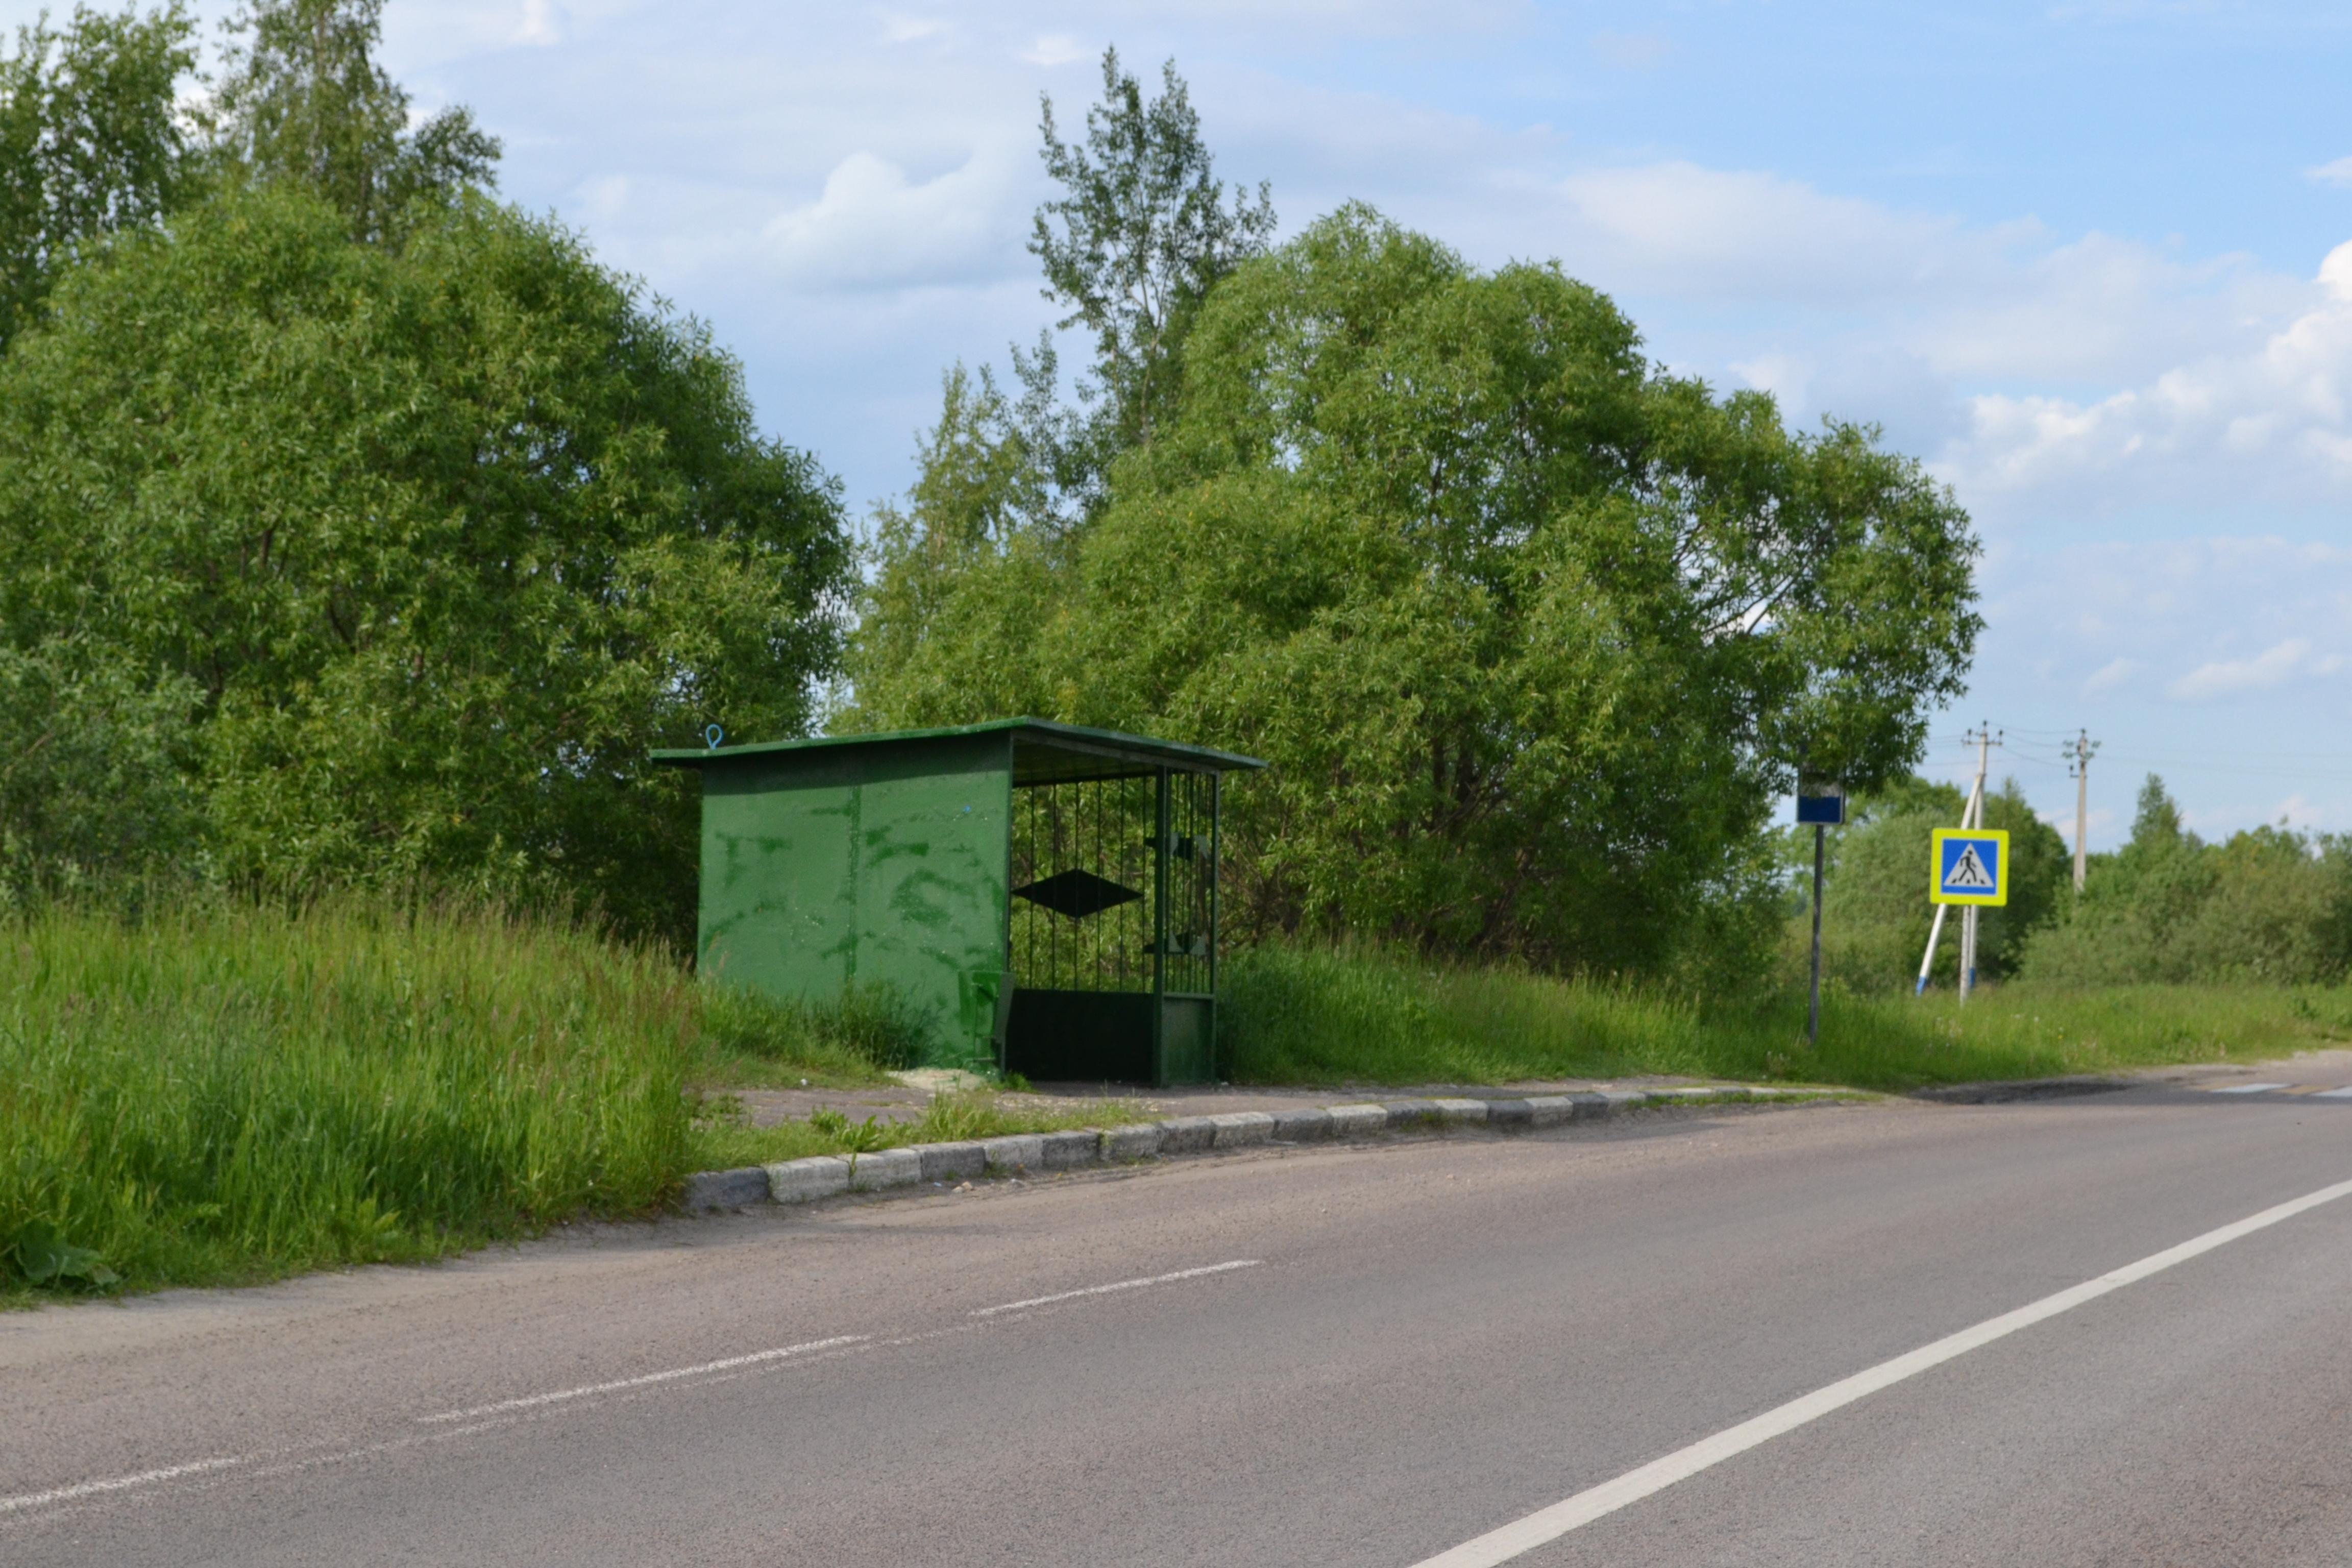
[19,905,2347,1303]
[1219,943,2352,1089]
[691,981,922,1088]
[0,899,700,1297]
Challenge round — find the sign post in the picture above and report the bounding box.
[1796,787,1847,1045]
[1930,828,2008,1002]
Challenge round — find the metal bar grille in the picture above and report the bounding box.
[1163,769,1213,995]
[1008,770,1219,995]
[1010,774,1153,992]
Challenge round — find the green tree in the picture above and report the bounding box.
[1978,778,2070,969]
[212,0,498,241]
[1027,47,1275,517]
[852,208,1980,976]
[1792,775,2063,990]
[2020,775,2352,985]
[0,185,850,940]
[0,3,198,345]
[847,365,1063,732]
[851,52,1272,722]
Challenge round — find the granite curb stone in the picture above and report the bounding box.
[1208,1111,1277,1148]
[1157,1116,1218,1155]
[1100,1123,1165,1161]
[682,1166,772,1210]
[1271,1107,1336,1142]
[846,1147,922,1191]
[766,1155,850,1204]
[710,1084,1837,1211]
[1039,1131,1100,1170]
[981,1135,1046,1174]
[918,1141,988,1183]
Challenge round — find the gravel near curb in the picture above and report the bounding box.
[679,1085,1849,1212]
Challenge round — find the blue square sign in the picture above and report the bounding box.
[1795,793,1847,825]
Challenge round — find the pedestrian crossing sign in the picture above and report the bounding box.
[1932,829,2008,906]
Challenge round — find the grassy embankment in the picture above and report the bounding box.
[1220,943,2352,1090]
[14,905,2349,1302]
[0,901,1094,1301]
[1,901,691,1300]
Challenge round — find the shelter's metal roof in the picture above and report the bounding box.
[651,717,1266,785]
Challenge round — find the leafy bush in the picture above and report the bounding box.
[0,637,200,903]
[2020,777,2352,986]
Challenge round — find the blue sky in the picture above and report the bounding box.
[37,0,2352,846]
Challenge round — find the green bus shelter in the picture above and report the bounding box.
[653,719,1265,1086]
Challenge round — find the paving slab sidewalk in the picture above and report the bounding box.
[683,1080,1850,1211]
[721,1073,1755,1130]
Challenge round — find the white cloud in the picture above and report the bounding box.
[1463,160,2302,459]
[880,14,946,44]
[1943,241,2352,504]
[575,174,629,224]
[1729,353,1808,407]
[2309,156,2352,188]
[2272,793,2329,829]
[513,0,560,47]
[1509,159,2284,380]
[762,146,1025,291]
[2083,657,2139,694]
[1021,33,1086,66]
[1541,162,2012,308]
[2168,638,2343,702]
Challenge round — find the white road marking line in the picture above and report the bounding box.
[0,1454,261,1515]
[2211,1083,2290,1094]
[1409,1174,2352,1568]
[970,1259,1262,1317]
[2316,1087,2352,1098]
[6,1295,1183,1523]
[5,1410,559,1525]
[416,1334,868,1424]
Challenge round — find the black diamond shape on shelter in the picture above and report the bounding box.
[1014,868,1142,919]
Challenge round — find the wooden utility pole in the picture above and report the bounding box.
[2063,729,2099,895]
[1957,726,1994,1002]
[1918,723,1999,997]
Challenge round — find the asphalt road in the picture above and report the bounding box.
[7,1067,2352,1565]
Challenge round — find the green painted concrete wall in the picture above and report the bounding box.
[696,731,1012,1069]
